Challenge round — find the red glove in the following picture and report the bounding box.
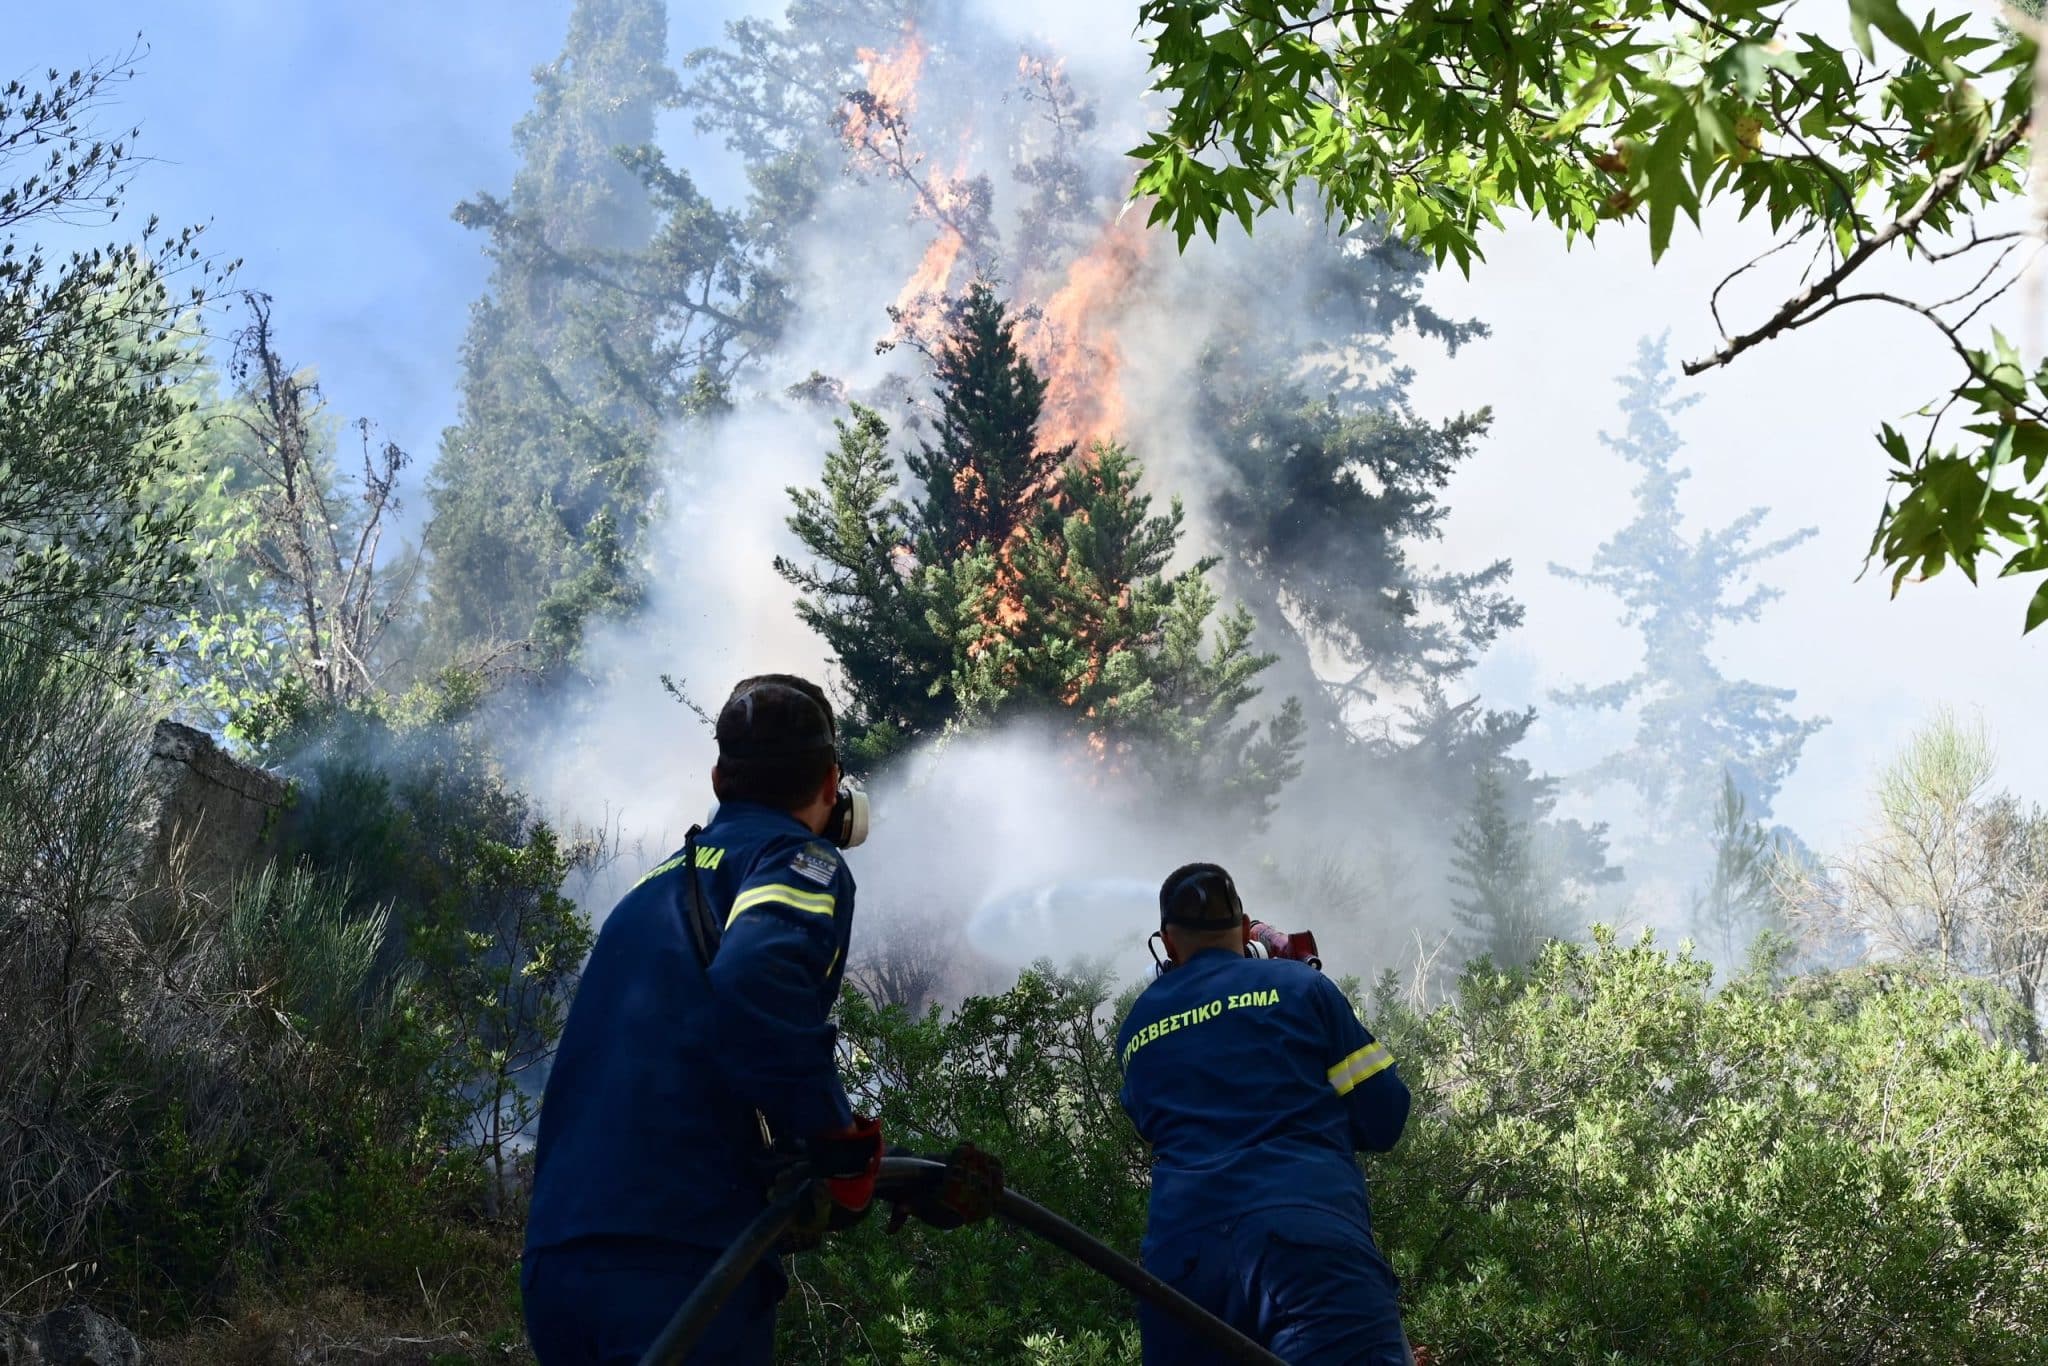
[809,1115,883,1214]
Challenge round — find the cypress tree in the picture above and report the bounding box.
[424,0,676,662]
[1551,336,1827,850]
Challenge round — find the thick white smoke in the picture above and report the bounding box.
[503,0,1505,996]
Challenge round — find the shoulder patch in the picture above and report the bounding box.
[789,840,840,887]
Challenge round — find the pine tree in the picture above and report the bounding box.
[424,0,677,662]
[1448,767,1575,969]
[779,286,1300,815]
[905,284,1072,557]
[1551,336,1827,851]
[778,405,952,764]
[679,0,1549,847]
[1192,232,1509,724]
[1210,391,1521,717]
[961,446,1307,818]
[1689,771,1783,967]
[1185,235,1619,903]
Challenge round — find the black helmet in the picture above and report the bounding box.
[1159,863,1244,930]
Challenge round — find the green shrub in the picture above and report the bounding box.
[774,936,2048,1363]
[781,965,1150,1363]
[1372,931,2048,1363]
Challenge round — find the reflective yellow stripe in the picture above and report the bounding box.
[726,882,837,927]
[634,854,685,889]
[1327,1041,1394,1096]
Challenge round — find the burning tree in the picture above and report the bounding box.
[780,283,1302,818]
[907,284,1071,554]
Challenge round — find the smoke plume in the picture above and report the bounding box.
[505,0,1518,996]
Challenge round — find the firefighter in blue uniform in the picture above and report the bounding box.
[1117,863,1414,1366]
[523,675,883,1365]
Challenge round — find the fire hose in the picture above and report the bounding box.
[636,1155,1287,1366]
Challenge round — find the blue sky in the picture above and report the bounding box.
[11,2,732,472]
[15,1,2046,855]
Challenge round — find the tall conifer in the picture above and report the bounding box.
[780,284,1301,814]
[425,0,675,662]
[1551,337,1826,850]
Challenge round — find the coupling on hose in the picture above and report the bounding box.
[882,1142,1005,1233]
[761,1140,1003,1252]
[765,1164,836,1255]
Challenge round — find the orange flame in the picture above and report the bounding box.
[842,30,927,152]
[853,28,1153,734]
[893,228,964,337]
[888,164,985,342]
[1020,216,1149,455]
[863,33,926,111]
[918,165,978,226]
[1018,51,1064,84]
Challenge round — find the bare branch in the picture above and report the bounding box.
[1685,116,2033,377]
[1708,234,1808,343]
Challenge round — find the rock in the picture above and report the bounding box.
[0,1307,145,1366]
[131,719,289,911]
[0,1316,31,1366]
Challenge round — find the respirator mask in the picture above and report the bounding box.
[825,776,870,849]
[709,775,867,849]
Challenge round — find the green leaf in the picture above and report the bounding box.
[1644,113,1696,260]
[1713,44,1772,101]
[2015,421,2048,483]
[1545,74,1614,138]
[1848,0,1928,62]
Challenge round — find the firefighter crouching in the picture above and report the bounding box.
[1117,864,1415,1366]
[522,674,881,1365]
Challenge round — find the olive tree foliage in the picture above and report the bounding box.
[1132,0,2048,633]
[1782,709,2048,1054]
[778,937,2048,1362]
[0,634,420,1323]
[0,51,228,660]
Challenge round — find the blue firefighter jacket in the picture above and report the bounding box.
[1116,948,1410,1253]
[525,801,857,1257]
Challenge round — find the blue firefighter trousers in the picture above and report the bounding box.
[522,1236,782,1365]
[1138,1207,1413,1366]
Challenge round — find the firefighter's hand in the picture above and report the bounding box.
[807,1115,883,1218]
[885,1141,1004,1234]
[771,1118,881,1256]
